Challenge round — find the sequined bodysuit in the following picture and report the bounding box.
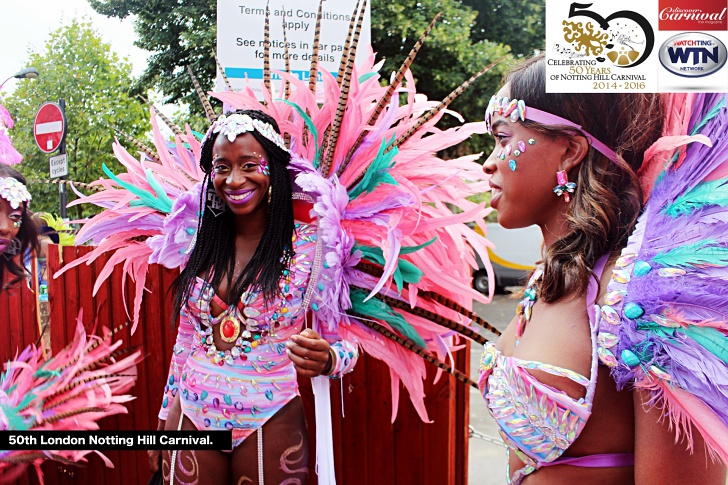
[478,258,633,484]
[158,222,357,447]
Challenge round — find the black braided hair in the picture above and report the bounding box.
[172,110,294,323]
[0,165,39,289]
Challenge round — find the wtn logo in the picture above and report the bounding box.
[667,45,720,64]
[660,32,727,77]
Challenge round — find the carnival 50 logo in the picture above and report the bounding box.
[659,32,727,77]
[558,3,654,68]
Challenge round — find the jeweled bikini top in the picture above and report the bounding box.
[478,263,604,484]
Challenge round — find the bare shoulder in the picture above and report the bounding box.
[502,290,592,400]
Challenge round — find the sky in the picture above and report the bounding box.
[0,0,147,93]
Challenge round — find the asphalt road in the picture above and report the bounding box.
[468,292,517,485]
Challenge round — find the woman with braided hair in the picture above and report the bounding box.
[148,109,358,484]
[478,55,728,483]
[0,164,38,290]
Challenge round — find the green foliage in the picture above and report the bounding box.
[89,0,218,116]
[370,0,513,156]
[87,0,545,156]
[2,18,149,218]
[462,0,545,56]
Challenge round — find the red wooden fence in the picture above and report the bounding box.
[1,244,470,484]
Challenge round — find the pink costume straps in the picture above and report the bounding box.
[158,222,358,448]
[478,256,634,484]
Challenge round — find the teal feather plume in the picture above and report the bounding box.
[359,72,377,83]
[281,99,320,168]
[349,287,426,348]
[400,237,437,254]
[691,95,726,136]
[348,136,398,200]
[664,178,728,217]
[680,326,728,365]
[101,164,173,214]
[355,239,435,293]
[664,95,726,168]
[652,240,728,268]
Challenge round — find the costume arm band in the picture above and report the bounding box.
[158,308,195,420]
[325,339,359,379]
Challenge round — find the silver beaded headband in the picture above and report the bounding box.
[0,177,31,209]
[204,113,288,153]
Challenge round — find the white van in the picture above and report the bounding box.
[473,223,542,293]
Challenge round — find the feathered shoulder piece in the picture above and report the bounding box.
[55,114,204,333]
[59,5,502,421]
[0,102,23,166]
[0,314,142,483]
[598,92,728,463]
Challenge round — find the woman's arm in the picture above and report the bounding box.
[158,308,195,421]
[634,389,727,484]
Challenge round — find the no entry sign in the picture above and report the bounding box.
[34,102,66,154]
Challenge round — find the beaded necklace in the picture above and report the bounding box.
[200,237,297,367]
[514,267,543,346]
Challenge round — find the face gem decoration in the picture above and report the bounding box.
[509,160,517,171]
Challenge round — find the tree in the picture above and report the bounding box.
[2,19,149,218]
[89,0,217,119]
[370,0,511,153]
[462,0,545,56]
[88,0,526,152]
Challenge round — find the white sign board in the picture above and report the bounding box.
[49,153,68,179]
[217,0,371,100]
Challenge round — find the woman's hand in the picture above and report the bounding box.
[286,328,332,377]
[147,418,165,473]
[147,449,161,473]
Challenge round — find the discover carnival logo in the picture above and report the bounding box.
[659,32,727,77]
[659,0,727,30]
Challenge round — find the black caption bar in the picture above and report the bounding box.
[0,431,232,450]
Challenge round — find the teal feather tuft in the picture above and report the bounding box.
[358,72,378,83]
[691,95,726,136]
[664,178,728,217]
[355,241,432,293]
[680,326,728,365]
[348,136,398,200]
[350,287,426,348]
[144,168,174,211]
[399,237,437,254]
[281,99,320,168]
[652,240,728,268]
[102,164,173,214]
[665,95,726,167]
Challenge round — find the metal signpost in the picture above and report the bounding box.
[33,99,68,218]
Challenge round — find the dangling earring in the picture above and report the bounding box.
[206,185,227,217]
[2,238,21,260]
[553,170,576,203]
[267,186,272,204]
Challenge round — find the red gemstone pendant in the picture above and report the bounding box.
[220,316,240,343]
